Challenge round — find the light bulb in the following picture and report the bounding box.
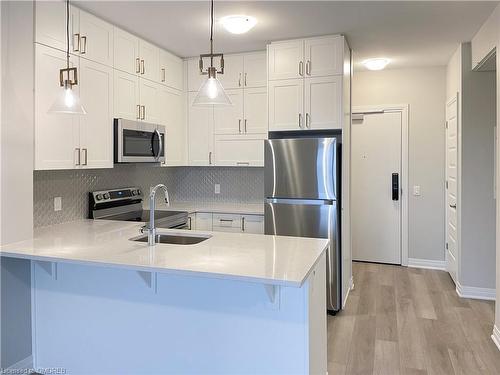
[64,87,75,107]
[206,78,218,99]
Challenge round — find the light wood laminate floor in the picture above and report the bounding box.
[327,262,500,375]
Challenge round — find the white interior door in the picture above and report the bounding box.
[446,96,459,282]
[352,111,402,264]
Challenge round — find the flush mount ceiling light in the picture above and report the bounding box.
[49,0,86,114]
[220,15,257,34]
[193,0,232,106]
[363,58,390,71]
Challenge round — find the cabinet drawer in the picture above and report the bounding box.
[212,214,242,232]
[242,215,264,234]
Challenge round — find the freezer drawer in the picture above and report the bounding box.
[264,138,338,200]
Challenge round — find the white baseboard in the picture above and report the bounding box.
[6,355,32,370]
[492,325,500,351]
[456,281,496,301]
[408,258,446,270]
[342,276,354,308]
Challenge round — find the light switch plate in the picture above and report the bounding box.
[214,184,221,194]
[413,185,421,196]
[54,197,62,211]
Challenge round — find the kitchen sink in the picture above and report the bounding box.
[132,233,211,245]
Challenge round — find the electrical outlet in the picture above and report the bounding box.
[54,197,62,211]
[413,185,421,196]
[214,184,221,194]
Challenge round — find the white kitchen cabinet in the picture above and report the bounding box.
[113,27,139,75]
[35,1,68,52]
[268,40,304,80]
[71,8,114,67]
[304,36,343,77]
[214,90,244,135]
[187,58,205,92]
[218,54,244,89]
[244,87,268,134]
[158,86,186,166]
[159,50,183,90]
[35,45,80,170]
[139,79,160,123]
[304,76,342,130]
[114,70,140,121]
[243,52,267,88]
[188,92,214,166]
[241,215,264,234]
[212,213,242,233]
[214,134,265,167]
[195,212,213,231]
[139,40,160,82]
[79,59,114,169]
[268,79,304,131]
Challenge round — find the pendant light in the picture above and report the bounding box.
[193,0,232,106]
[49,0,86,114]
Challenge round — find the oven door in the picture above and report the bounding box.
[115,119,165,163]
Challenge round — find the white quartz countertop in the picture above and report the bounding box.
[145,201,264,215]
[0,220,328,287]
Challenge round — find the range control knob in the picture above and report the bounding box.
[103,193,110,200]
[131,190,138,196]
[137,189,142,196]
[96,194,103,201]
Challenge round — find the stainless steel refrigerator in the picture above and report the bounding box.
[264,137,341,312]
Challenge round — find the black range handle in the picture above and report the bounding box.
[392,173,399,201]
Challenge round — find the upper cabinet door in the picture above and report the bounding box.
[78,10,114,67]
[114,27,139,75]
[243,52,267,88]
[304,36,343,77]
[187,58,205,92]
[268,79,304,131]
[244,87,268,134]
[79,59,114,169]
[158,87,185,166]
[159,50,183,90]
[35,45,80,170]
[188,92,214,166]
[139,79,160,123]
[114,70,139,121]
[268,40,304,80]
[304,76,342,130]
[35,1,67,51]
[214,90,244,135]
[214,134,265,167]
[217,54,244,89]
[139,40,159,82]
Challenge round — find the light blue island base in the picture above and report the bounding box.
[31,254,326,374]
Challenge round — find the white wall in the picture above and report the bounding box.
[353,67,446,262]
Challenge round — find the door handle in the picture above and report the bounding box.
[81,148,88,166]
[299,61,304,76]
[244,73,247,86]
[136,58,141,73]
[209,151,212,165]
[306,60,311,75]
[75,148,81,165]
[73,33,80,52]
[238,119,242,133]
[238,73,242,87]
[140,59,145,74]
[241,216,245,232]
[153,129,162,160]
[244,119,247,133]
[80,36,87,54]
[136,105,141,119]
[298,113,302,128]
[306,113,310,128]
[392,173,399,201]
[161,68,166,82]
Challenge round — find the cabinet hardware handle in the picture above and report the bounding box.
[306,60,311,75]
[136,58,140,73]
[306,113,310,128]
[81,36,87,54]
[238,119,242,133]
[241,217,245,231]
[449,204,457,209]
[299,61,304,76]
[73,33,80,52]
[244,119,247,133]
[140,59,145,74]
[161,68,166,82]
[298,113,302,128]
[81,148,88,166]
[244,73,247,86]
[136,105,141,119]
[188,216,192,230]
[141,105,146,120]
[220,219,233,223]
[75,148,81,165]
[209,151,212,165]
[237,162,250,166]
[238,73,241,87]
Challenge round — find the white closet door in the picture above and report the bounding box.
[244,87,268,134]
[35,45,80,170]
[114,27,139,75]
[304,76,342,130]
[79,59,114,169]
[268,79,304,131]
[214,90,244,135]
[114,70,139,121]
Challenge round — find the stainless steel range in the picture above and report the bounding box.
[89,187,189,229]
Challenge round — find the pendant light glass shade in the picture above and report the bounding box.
[193,76,232,106]
[49,83,86,114]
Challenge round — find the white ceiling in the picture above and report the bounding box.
[75,1,498,70]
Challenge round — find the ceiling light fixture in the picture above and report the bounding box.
[49,0,86,114]
[221,15,257,34]
[363,58,390,71]
[193,0,231,106]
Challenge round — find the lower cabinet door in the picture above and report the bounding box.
[195,213,213,231]
[214,134,266,167]
[241,215,264,234]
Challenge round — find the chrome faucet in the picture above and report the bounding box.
[147,184,170,246]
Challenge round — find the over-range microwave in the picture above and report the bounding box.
[114,118,165,163]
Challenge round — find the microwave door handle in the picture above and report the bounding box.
[154,129,163,160]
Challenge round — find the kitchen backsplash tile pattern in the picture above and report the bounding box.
[34,166,264,228]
